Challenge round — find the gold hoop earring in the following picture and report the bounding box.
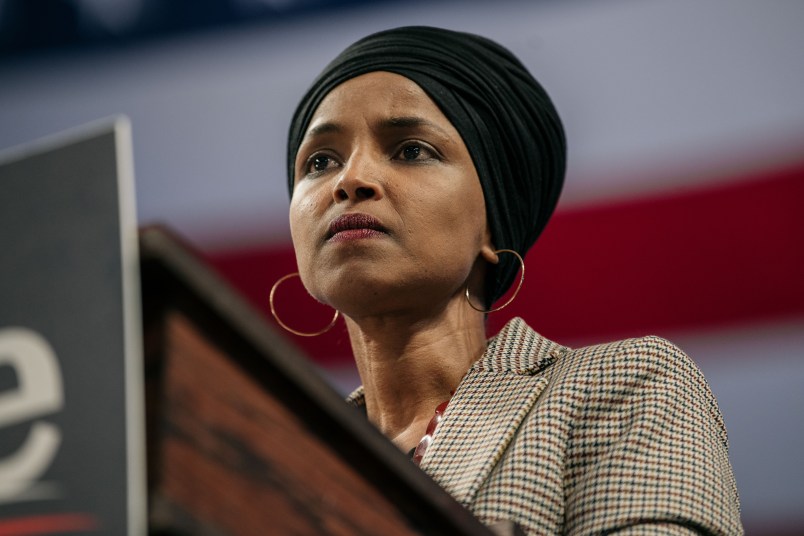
[269,272,339,337]
[465,249,525,314]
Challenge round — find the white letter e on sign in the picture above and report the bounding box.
[0,327,64,503]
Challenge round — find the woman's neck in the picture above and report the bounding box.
[345,299,487,451]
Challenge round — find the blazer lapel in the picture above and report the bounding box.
[420,318,565,506]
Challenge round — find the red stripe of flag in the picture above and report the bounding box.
[493,161,804,340]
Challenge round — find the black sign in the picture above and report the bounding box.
[0,118,145,535]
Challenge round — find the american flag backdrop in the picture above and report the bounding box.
[1,0,802,533]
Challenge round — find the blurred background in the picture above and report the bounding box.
[1,0,802,533]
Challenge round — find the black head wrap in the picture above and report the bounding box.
[287,26,566,308]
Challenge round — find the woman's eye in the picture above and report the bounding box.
[402,144,422,161]
[307,154,336,174]
[397,143,434,162]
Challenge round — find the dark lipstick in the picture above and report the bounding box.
[327,213,387,242]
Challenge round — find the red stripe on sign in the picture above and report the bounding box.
[0,514,99,536]
[207,161,804,364]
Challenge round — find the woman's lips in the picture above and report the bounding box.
[327,213,387,242]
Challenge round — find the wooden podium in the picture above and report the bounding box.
[139,227,495,536]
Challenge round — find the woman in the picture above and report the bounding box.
[277,26,742,535]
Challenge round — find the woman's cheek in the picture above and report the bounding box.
[290,191,318,238]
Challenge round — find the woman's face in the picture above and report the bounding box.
[289,71,494,317]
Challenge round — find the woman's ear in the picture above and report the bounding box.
[480,244,498,264]
[479,227,498,264]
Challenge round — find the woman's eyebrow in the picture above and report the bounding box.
[383,116,451,138]
[303,121,343,141]
[302,116,451,143]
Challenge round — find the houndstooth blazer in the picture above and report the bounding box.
[348,317,743,535]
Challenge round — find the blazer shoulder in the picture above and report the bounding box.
[556,334,728,443]
[563,334,699,376]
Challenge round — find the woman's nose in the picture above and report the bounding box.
[332,154,384,202]
[334,183,376,201]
